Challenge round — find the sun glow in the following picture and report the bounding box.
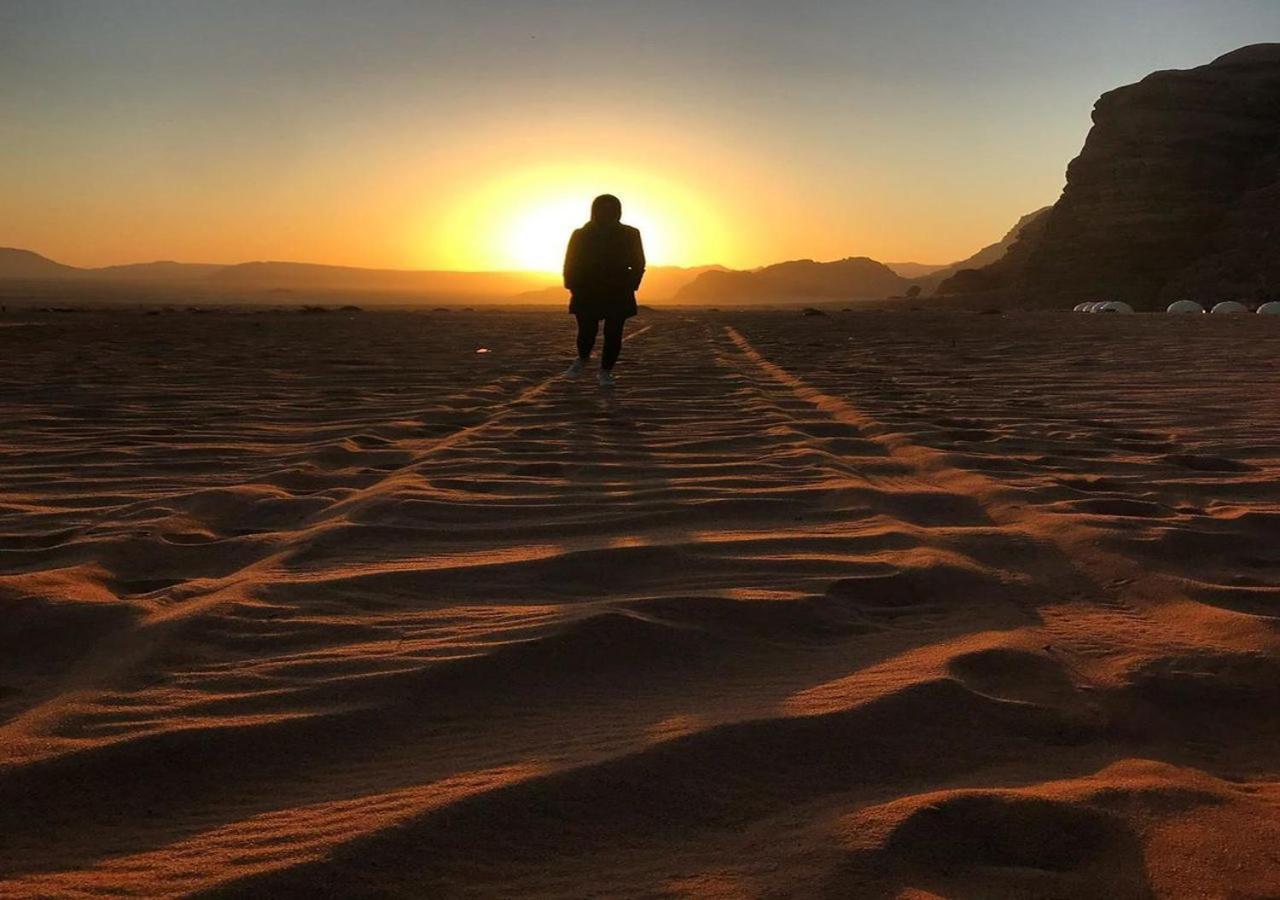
[429,163,730,273]
[502,196,672,273]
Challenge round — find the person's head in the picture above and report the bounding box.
[590,194,622,224]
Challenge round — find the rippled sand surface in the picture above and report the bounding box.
[2,307,1279,898]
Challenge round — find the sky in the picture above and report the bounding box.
[3,0,1278,272]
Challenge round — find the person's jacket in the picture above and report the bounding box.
[563,222,645,320]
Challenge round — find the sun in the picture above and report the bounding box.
[503,197,595,273]
[502,196,669,273]
[428,163,728,273]
[505,201,574,272]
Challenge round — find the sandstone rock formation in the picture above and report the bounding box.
[919,206,1050,294]
[940,43,1280,308]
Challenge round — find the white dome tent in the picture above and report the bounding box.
[1257,302,1280,315]
[1166,300,1205,314]
[1098,301,1134,314]
[1211,301,1248,315]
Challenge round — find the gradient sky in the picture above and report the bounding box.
[4,0,1279,271]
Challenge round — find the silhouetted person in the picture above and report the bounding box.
[562,194,645,386]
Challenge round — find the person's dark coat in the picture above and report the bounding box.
[563,211,645,321]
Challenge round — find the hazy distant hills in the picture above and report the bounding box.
[0,248,84,279]
[204,261,551,296]
[0,249,733,303]
[0,249,731,305]
[676,257,911,303]
[940,43,1280,308]
[93,261,228,281]
[0,249,227,283]
[0,249,558,301]
[669,207,1049,304]
[1,203,1048,306]
[884,261,951,279]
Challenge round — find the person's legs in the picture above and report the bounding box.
[601,317,625,370]
[575,314,600,360]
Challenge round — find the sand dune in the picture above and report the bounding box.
[1,307,1279,897]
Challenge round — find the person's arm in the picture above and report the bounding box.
[629,228,646,291]
[563,230,582,291]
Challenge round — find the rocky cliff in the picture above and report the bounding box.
[940,44,1280,307]
[918,206,1050,293]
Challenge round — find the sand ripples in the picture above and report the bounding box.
[2,309,1279,897]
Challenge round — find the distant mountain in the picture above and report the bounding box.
[938,44,1280,307]
[205,261,553,297]
[666,211,1051,305]
[0,250,557,300]
[0,248,83,279]
[0,248,731,304]
[0,250,228,282]
[637,265,729,300]
[675,256,911,303]
[92,261,227,281]
[885,261,950,279]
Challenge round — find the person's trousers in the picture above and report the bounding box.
[575,315,625,369]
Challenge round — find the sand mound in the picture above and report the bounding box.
[840,760,1280,898]
[882,793,1135,875]
[946,646,1080,706]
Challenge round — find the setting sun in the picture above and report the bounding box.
[429,162,729,273]
[503,197,679,273]
[504,198,583,272]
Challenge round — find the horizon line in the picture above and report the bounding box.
[2,246,973,279]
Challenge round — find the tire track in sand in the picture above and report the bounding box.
[0,328,657,766]
[722,324,1221,669]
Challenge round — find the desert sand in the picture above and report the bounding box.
[1,306,1279,898]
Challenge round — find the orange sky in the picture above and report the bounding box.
[6,105,1052,273]
[4,2,1277,272]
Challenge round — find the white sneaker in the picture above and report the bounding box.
[598,369,616,387]
[564,358,585,377]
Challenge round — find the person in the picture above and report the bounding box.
[562,194,645,386]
